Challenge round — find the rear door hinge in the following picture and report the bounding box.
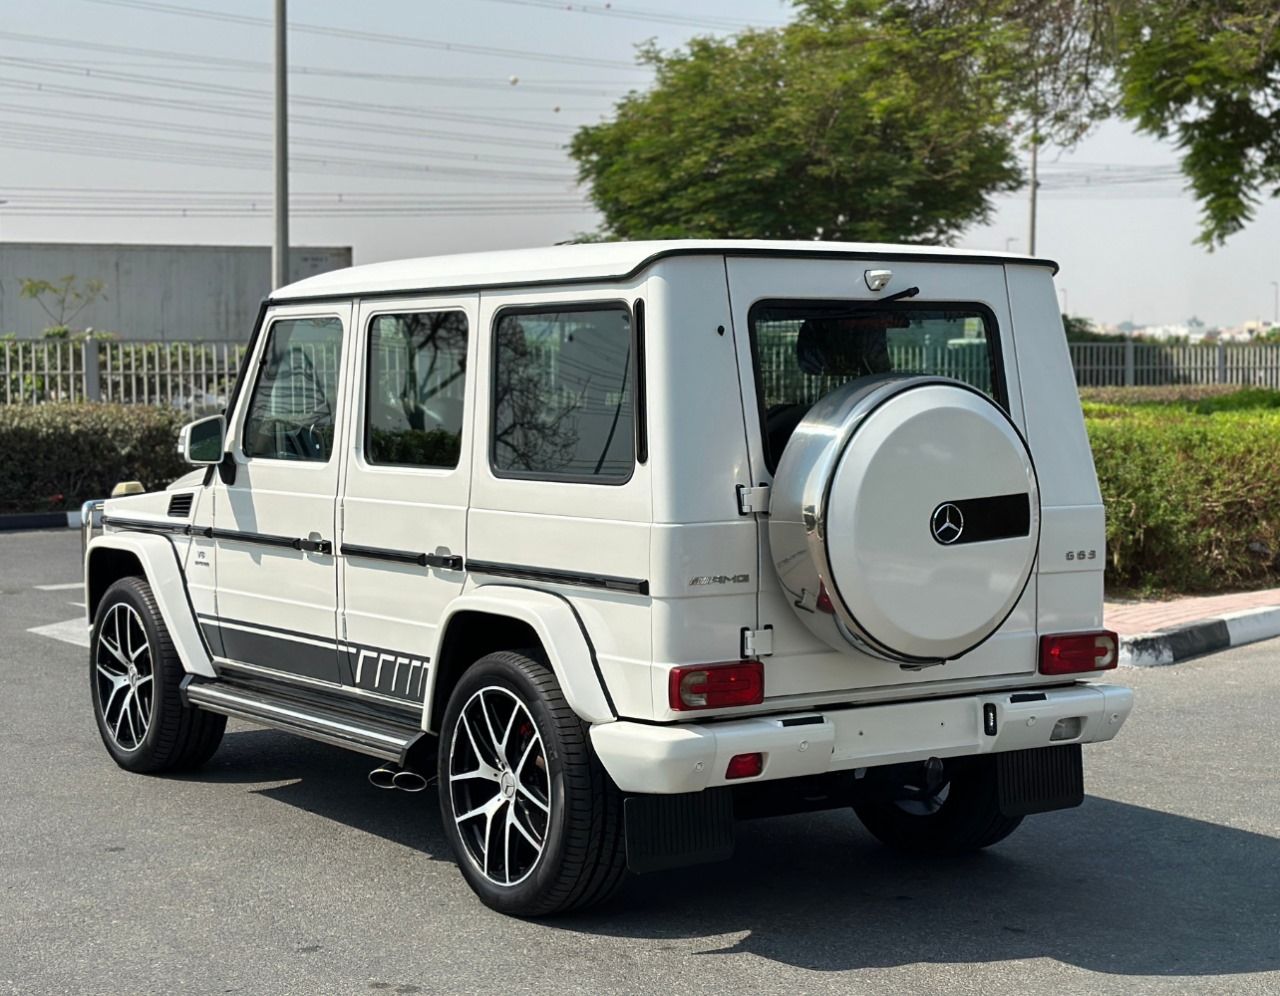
[741,625,774,659]
[736,483,771,516]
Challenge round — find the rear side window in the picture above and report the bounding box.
[243,316,344,462]
[365,310,469,469]
[492,304,635,482]
[751,301,1004,472]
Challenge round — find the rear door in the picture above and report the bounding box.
[724,255,1036,694]
[209,302,352,683]
[337,295,477,702]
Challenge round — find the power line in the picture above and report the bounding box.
[0,102,572,169]
[80,0,648,71]
[0,77,571,152]
[0,30,630,95]
[0,57,575,134]
[473,0,784,31]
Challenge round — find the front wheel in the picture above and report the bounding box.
[90,576,225,773]
[437,650,626,916]
[852,755,1022,855]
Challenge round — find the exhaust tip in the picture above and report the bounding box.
[368,764,399,790]
[392,769,429,793]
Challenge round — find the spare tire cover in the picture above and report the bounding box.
[769,376,1039,663]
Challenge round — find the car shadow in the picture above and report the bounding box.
[183,730,1280,980]
[175,728,450,857]
[561,796,1280,979]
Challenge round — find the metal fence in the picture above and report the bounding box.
[1069,341,1280,388]
[8,337,1280,411]
[2,340,247,413]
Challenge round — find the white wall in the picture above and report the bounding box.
[0,243,351,341]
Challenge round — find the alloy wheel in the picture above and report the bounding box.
[94,602,154,752]
[448,685,551,887]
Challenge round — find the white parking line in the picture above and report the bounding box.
[35,582,82,592]
[28,618,90,649]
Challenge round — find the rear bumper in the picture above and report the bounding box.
[591,682,1133,794]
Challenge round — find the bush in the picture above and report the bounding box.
[0,403,188,514]
[1079,384,1248,406]
[1086,404,1280,594]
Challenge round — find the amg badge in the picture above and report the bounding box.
[689,574,750,586]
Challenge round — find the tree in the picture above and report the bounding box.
[569,3,1022,243]
[894,0,1280,247]
[1113,0,1280,246]
[18,275,108,338]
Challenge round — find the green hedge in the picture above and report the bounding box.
[0,404,188,514]
[1086,398,1280,594]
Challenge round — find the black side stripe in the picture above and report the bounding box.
[467,560,649,596]
[342,544,463,571]
[102,516,191,536]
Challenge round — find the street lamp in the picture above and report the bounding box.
[1272,280,1278,325]
[1059,287,1069,315]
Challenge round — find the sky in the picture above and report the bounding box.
[1,0,1277,329]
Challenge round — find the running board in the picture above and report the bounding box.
[181,676,421,763]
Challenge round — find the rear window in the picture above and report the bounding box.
[750,301,1004,471]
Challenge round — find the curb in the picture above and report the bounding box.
[0,512,80,532]
[1120,605,1280,666]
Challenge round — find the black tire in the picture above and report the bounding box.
[852,755,1022,855]
[437,650,626,917]
[90,576,226,773]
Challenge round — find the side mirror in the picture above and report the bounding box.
[178,414,226,466]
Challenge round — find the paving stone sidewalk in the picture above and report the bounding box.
[1106,587,1280,666]
[1105,587,1280,636]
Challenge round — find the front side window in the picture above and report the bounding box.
[492,305,634,482]
[243,316,345,462]
[751,301,1002,471]
[366,310,469,469]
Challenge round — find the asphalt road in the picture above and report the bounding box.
[1,529,1278,995]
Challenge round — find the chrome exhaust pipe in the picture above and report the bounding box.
[368,763,400,790]
[392,769,429,793]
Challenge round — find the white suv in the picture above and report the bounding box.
[83,240,1133,916]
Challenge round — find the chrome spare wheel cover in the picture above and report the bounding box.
[448,686,551,887]
[769,376,1041,663]
[94,602,154,751]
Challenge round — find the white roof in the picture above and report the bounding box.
[271,239,1055,301]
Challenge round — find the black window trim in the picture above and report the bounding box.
[488,298,644,487]
[240,311,347,466]
[361,305,471,473]
[746,297,1009,476]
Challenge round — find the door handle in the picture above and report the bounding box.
[294,537,333,554]
[423,552,463,571]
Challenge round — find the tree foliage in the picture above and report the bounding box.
[570,3,1022,243]
[19,275,107,337]
[572,0,1280,248]
[1113,0,1280,246]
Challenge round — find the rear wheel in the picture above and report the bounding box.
[90,576,225,773]
[853,755,1022,855]
[437,650,626,916]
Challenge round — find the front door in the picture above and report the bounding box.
[337,296,476,703]
[208,302,353,683]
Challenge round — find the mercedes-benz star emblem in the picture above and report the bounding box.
[931,503,965,545]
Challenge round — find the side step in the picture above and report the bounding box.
[182,675,422,763]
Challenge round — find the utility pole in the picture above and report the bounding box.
[273,0,289,289]
[1027,133,1038,256]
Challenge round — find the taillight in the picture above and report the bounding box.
[668,661,764,711]
[1039,631,1119,675]
[725,752,764,780]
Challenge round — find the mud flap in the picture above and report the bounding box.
[623,788,735,874]
[996,743,1084,817]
